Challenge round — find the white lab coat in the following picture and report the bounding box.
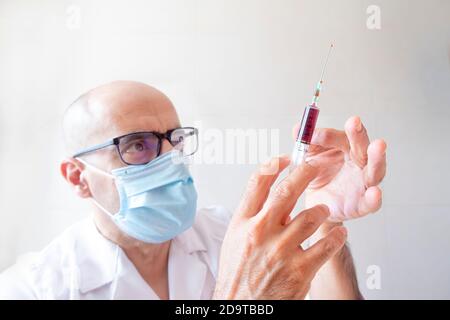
[0,206,232,300]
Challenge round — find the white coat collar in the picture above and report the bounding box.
[75,218,209,298]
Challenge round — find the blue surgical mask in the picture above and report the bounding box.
[81,151,197,243]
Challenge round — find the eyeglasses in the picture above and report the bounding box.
[73,127,199,165]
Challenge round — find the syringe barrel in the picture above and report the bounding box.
[297,104,320,144]
[291,104,320,167]
[291,141,309,167]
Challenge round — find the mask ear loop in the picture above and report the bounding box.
[76,158,117,219]
[76,158,115,179]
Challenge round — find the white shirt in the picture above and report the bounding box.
[0,206,232,300]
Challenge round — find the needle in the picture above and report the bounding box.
[319,43,334,83]
[312,43,334,105]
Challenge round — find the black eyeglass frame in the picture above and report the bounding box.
[72,127,199,165]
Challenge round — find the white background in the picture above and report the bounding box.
[0,0,449,299]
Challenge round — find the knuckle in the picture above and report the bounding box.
[300,205,328,229]
[247,172,263,190]
[302,211,318,230]
[247,217,267,245]
[335,228,347,243]
[323,238,337,256]
[274,183,294,200]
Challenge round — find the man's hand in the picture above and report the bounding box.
[294,116,387,222]
[292,116,387,300]
[213,156,347,299]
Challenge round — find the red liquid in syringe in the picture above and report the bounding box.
[297,104,320,144]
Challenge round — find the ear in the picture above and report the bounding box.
[60,158,92,198]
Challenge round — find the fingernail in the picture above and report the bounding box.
[317,204,330,214]
[321,207,331,219]
[355,118,363,132]
[340,226,348,236]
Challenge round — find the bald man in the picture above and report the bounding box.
[0,81,387,300]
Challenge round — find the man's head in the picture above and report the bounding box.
[61,81,181,242]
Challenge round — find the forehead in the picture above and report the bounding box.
[87,86,180,143]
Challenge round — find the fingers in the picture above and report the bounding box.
[358,186,382,216]
[365,139,387,187]
[292,122,350,153]
[237,155,291,219]
[302,225,347,274]
[344,116,370,168]
[282,205,330,245]
[263,161,319,224]
[310,128,350,153]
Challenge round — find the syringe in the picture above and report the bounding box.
[291,44,334,166]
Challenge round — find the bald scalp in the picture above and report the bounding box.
[62,81,180,155]
[62,90,95,153]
